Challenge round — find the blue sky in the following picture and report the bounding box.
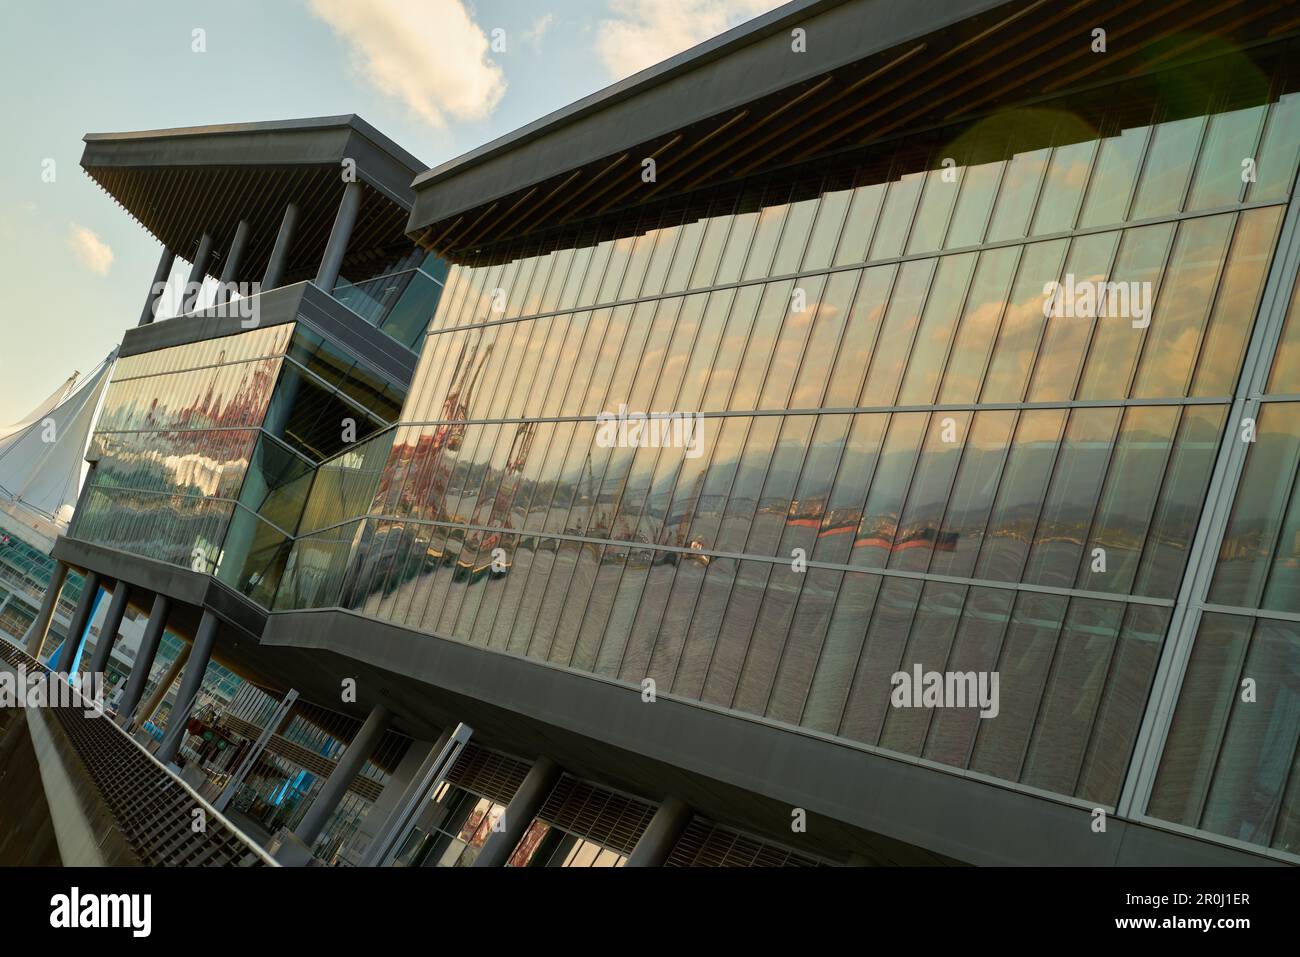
[0,0,779,423]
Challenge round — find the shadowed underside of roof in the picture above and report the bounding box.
[80,116,426,283]
[408,0,1300,260]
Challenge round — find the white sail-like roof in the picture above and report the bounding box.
[0,349,115,547]
[0,373,78,443]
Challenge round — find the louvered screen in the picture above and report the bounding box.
[446,743,531,806]
[665,818,826,867]
[536,775,657,855]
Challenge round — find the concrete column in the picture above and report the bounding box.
[21,560,67,657]
[473,755,561,868]
[134,642,189,733]
[315,181,362,292]
[294,701,390,847]
[116,593,169,724]
[216,219,251,304]
[179,232,214,314]
[625,796,692,867]
[138,246,175,326]
[156,609,219,763]
[84,580,130,677]
[262,203,300,290]
[55,571,100,673]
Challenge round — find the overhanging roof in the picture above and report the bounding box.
[82,115,426,283]
[408,0,1300,258]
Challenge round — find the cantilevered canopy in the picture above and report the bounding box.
[82,115,427,283]
[408,0,1300,260]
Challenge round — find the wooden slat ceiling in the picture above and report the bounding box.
[82,163,412,285]
[415,0,1300,262]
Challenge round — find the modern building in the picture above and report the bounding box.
[13,0,1300,866]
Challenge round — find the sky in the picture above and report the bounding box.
[0,0,782,425]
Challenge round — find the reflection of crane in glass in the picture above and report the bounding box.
[482,420,536,530]
[434,341,492,453]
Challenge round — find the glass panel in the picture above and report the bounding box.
[1131,214,1235,399]
[1030,138,1097,236]
[1078,124,1150,228]
[985,147,1049,242]
[1187,105,1267,210]
[868,172,924,261]
[1022,407,1122,588]
[1129,114,1205,220]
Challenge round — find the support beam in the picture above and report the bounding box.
[138,246,175,326]
[55,571,100,674]
[625,796,692,867]
[315,181,362,292]
[83,580,129,677]
[21,560,67,658]
[213,688,298,813]
[262,202,300,290]
[156,609,218,763]
[115,593,168,725]
[179,232,213,314]
[294,701,390,847]
[474,755,560,868]
[216,219,251,304]
[362,723,473,866]
[134,642,189,734]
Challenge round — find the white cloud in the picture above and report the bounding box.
[595,0,782,80]
[309,0,506,128]
[520,12,555,53]
[67,224,112,276]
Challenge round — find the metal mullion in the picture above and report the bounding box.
[756,412,861,716]
[917,241,988,407]
[1253,418,1300,609]
[660,417,771,691]
[1180,211,1249,398]
[609,403,750,681]
[885,279,982,566]
[1131,404,1216,600]
[1066,600,1142,803]
[572,298,728,672]
[639,287,782,685]
[947,587,1018,771]
[878,574,961,748]
[1010,592,1085,785]
[1265,725,1300,849]
[1191,615,1261,829]
[925,407,1019,580]
[831,565,912,741]
[891,579,977,752]
[1107,214,1183,404]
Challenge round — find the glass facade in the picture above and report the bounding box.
[270,45,1300,856]
[1147,268,1300,855]
[73,319,407,605]
[82,41,1300,861]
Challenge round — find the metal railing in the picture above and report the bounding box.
[0,640,276,866]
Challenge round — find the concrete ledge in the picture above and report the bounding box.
[264,608,1284,867]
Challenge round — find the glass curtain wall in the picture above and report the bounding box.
[73,325,293,570]
[274,48,1300,848]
